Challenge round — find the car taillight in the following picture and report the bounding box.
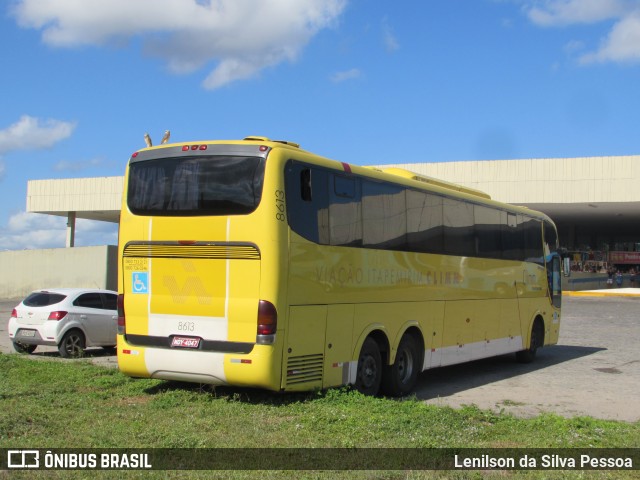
[11,308,17,318]
[117,294,126,334]
[256,300,277,344]
[48,311,68,321]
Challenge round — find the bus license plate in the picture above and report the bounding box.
[171,336,200,349]
[19,330,36,337]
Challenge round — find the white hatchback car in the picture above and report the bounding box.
[8,288,118,358]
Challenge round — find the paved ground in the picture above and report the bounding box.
[1,293,639,421]
[414,292,640,421]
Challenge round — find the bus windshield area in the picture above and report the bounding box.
[127,155,265,216]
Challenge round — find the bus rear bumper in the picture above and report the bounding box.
[117,335,281,390]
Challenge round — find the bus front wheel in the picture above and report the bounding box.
[355,337,382,396]
[517,320,544,364]
[381,334,420,397]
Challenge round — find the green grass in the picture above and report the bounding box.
[1,353,638,479]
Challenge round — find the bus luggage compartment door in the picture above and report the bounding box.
[284,305,327,390]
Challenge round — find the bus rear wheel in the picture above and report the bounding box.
[355,337,382,396]
[381,334,420,397]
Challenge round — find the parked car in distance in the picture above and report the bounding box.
[7,288,118,358]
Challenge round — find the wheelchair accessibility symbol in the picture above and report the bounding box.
[132,272,149,294]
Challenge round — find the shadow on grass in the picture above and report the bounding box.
[141,344,605,406]
[143,380,322,406]
[27,347,116,360]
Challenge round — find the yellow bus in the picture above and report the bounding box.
[117,136,561,396]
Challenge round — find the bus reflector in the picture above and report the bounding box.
[257,300,277,336]
[117,294,126,334]
[231,358,253,364]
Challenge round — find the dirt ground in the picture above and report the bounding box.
[1,295,638,421]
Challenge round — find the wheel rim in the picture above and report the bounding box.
[397,348,414,385]
[65,334,83,357]
[360,354,378,388]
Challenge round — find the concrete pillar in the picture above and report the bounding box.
[66,212,76,248]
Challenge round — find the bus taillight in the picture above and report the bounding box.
[117,294,126,335]
[256,300,277,344]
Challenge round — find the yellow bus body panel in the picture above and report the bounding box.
[117,138,561,392]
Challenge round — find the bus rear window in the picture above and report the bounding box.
[127,155,265,216]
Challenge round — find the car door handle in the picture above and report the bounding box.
[80,315,87,319]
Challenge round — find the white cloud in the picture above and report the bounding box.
[1,213,66,250]
[330,68,361,83]
[11,0,347,90]
[53,157,103,172]
[382,18,399,52]
[563,39,585,54]
[527,0,629,26]
[525,0,640,65]
[580,11,640,63]
[0,115,76,155]
[0,212,117,250]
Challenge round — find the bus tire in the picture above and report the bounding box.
[355,337,382,396]
[516,320,544,364]
[381,334,420,397]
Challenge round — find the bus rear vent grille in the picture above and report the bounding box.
[286,354,323,386]
[123,243,260,260]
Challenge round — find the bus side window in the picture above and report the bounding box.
[285,161,329,244]
[334,175,356,198]
[301,169,312,201]
[443,198,474,256]
[329,174,362,247]
[502,212,524,260]
[474,205,502,258]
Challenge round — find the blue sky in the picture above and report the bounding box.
[1,0,640,250]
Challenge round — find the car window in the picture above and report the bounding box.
[73,293,105,309]
[102,293,117,311]
[23,292,66,307]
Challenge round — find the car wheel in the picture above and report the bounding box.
[58,330,86,358]
[13,341,37,354]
